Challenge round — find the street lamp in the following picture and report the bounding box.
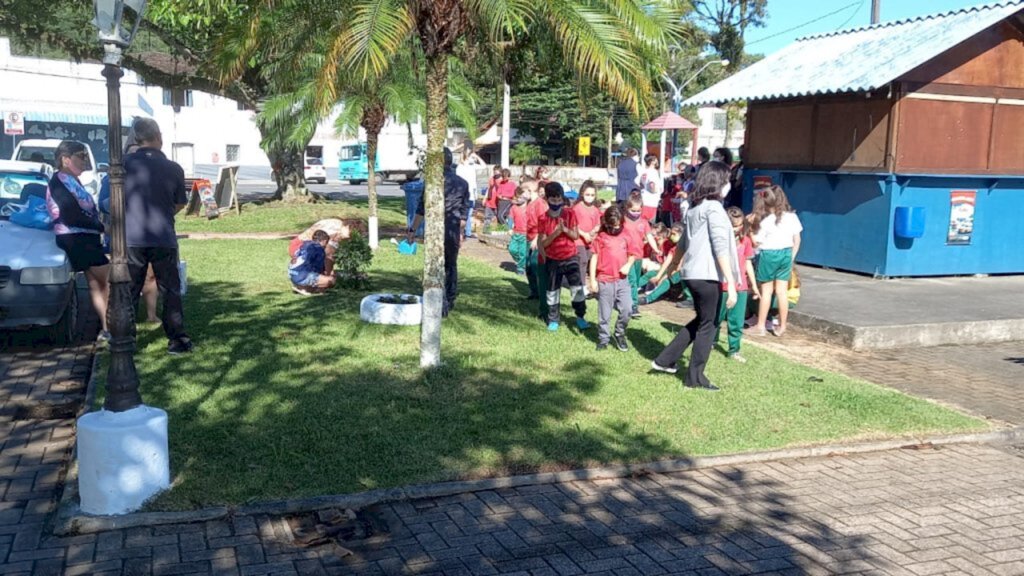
[78,0,170,516]
[664,59,729,163]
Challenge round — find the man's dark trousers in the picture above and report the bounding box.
[443,217,460,316]
[128,247,187,341]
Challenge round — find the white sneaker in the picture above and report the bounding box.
[729,353,747,363]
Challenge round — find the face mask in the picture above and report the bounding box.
[626,211,642,221]
[670,234,680,243]
[609,226,622,235]
[547,202,563,214]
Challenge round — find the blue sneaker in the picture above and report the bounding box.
[547,322,559,331]
[576,318,590,330]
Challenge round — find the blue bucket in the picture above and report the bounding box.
[397,239,418,255]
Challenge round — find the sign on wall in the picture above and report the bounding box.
[947,190,976,246]
[4,111,25,136]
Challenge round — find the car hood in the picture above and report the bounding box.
[0,220,68,269]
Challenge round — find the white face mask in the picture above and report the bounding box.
[720,182,732,199]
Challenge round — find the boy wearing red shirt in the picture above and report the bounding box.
[588,206,635,351]
[523,177,549,318]
[538,182,587,331]
[494,168,517,225]
[571,181,602,296]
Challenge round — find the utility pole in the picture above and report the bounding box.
[500,82,510,168]
[871,0,881,24]
[607,108,613,170]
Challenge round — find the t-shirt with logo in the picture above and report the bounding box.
[592,232,631,283]
[537,209,578,261]
[622,215,651,258]
[571,202,601,247]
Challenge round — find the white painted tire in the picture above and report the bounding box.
[360,293,422,325]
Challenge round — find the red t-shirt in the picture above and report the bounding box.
[592,232,631,283]
[525,197,548,241]
[538,209,578,261]
[622,217,651,258]
[486,176,501,209]
[495,180,516,200]
[722,236,755,291]
[510,202,528,234]
[572,202,602,247]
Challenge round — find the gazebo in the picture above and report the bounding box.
[641,111,699,176]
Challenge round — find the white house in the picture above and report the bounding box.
[694,105,745,156]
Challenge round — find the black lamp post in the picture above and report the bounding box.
[92,0,147,412]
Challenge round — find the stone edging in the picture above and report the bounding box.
[52,406,1023,535]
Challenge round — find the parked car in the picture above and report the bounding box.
[12,139,104,201]
[0,160,78,344]
[304,157,327,184]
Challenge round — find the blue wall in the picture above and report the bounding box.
[745,169,1024,277]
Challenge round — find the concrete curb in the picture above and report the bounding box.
[53,425,1022,535]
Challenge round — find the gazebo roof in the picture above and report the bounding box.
[642,111,698,130]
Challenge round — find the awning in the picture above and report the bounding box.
[642,111,698,130]
[1,99,145,127]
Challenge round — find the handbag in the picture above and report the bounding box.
[9,196,53,230]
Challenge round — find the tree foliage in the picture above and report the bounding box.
[692,0,768,69]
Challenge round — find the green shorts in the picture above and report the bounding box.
[756,248,793,283]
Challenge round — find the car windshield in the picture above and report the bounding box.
[15,147,56,165]
[0,171,50,215]
[339,145,362,160]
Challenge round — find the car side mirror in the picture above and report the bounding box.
[97,163,110,173]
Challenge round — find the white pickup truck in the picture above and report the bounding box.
[12,139,103,201]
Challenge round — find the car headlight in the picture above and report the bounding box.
[20,263,73,285]
[1,177,22,198]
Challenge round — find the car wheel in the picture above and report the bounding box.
[350,180,363,185]
[318,178,326,184]
[373,174,384,186]
[48,284,78,346]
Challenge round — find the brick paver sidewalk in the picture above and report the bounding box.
[2,335,1024,575]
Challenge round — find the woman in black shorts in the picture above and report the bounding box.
[46,141,110,341]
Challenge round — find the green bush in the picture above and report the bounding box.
[335,230,373,288]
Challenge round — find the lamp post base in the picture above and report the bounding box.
[77,405,170,515]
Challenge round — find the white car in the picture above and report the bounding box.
[304,157,327,184]
[0,160,78,344]
[12,139,103,201]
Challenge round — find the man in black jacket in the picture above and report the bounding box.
[408,148,470,318]
[123,118,192,354]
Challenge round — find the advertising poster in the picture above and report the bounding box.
[947,190,976,246]
[4,111,25,136]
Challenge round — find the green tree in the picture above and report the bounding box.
[239,0,686,367]
[692,0,768,70]
[509,142,541,175]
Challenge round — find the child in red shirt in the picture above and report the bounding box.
[571,180,602,296]
[538,182,587,331]
[483,166,502,232]
[522,177,548,311]
[508,186,529,275]
[494,168,517,225]
[718,206,760,362]
[622,192,660,317]
[588,206,635,351]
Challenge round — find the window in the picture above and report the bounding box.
[236,100,248,111]
[225,145,240,163]
[161,88,193,108]
[712,112,728,131]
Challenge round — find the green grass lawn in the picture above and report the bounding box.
[175,197,408,234]
[110,239,986,510]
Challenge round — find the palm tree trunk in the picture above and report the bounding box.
[366,130,380,249]
[420,53,448,368]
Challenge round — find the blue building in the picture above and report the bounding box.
[685,1,1024,277]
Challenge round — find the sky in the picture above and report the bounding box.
[746,0,998,55]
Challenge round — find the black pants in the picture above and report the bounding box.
[655,279,722,387]
[443,221,460,316]
[546,257,586,324]
[127,246,188,342]
[497,199,512,226]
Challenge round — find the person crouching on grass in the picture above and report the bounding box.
[588,206,634,351]
[537,182,588,332]
[289,230,337,295]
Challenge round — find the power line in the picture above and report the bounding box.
[747,1,863,47]
[835,0,868,30]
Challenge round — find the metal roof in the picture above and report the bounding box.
[683,1,1024,107]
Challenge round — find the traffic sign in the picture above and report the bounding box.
[4,111,24,136]
[577,136,591,156]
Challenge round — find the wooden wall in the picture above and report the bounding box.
[746,94,892,171]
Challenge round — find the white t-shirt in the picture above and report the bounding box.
[639,167,662,208]
[455,163,480,195]
[755,212,802,250]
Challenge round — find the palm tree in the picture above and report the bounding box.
[238,0,686,367]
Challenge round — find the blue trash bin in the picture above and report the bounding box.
[401,180,425,236]
[894,206,926,239]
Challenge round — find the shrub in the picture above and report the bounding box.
[334,230,373,288]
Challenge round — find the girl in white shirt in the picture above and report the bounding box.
[750,185,802,337]
[638,154,662,222]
